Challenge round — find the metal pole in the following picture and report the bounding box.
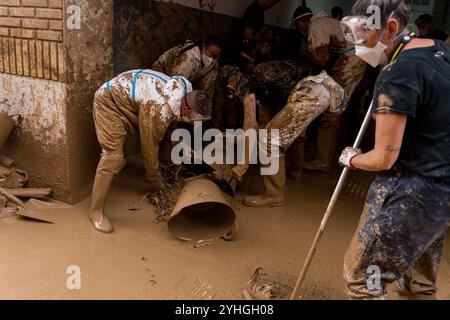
[289,101,374,300]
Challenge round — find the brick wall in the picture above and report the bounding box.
[0,0,65,81]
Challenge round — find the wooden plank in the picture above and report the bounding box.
[57,42,64,81]
[2,38,9,73]
[0,37,3,73]
[42,40,50,79]
[8,38,15,74]
[22,39,30,77]
[35,39,43,78]
[15,38,22,75]
[29,39,36,78]
[3,188,53,199]
[50,41,58,80]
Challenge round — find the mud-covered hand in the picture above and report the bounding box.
[147,172,169,192]
[339,147,362,170]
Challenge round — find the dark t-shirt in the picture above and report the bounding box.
[235,60,321,111]
[373,40,450,182]
[430,29,448,42]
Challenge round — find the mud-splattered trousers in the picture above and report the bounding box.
[152,42,218,98]
[92,69,192,185]
[344,167,450,299]
[233,72,345,177]
[308,12,366,130]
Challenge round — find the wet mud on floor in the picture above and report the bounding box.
[1,162,449,300]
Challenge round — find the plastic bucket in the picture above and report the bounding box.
[168,178,236,241]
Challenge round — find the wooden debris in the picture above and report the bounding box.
[3,188,52,199]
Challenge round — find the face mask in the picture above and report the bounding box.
[355,28,406,68]
[355,41,388,67]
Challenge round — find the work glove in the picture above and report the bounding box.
[339,147,362,170]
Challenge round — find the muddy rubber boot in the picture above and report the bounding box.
[89,172,114,234]
[287,137,305,181]
[244,155,286,208]
[303,127,337,174]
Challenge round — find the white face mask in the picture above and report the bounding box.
[355,41,388,68]
[354,28,407,68]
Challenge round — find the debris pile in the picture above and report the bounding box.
[0,112,61,221]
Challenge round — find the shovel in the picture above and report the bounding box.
[0,186,57,223]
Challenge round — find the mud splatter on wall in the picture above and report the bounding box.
[0,74,69,197]
[113,0,241,74]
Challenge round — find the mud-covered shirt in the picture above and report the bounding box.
[152,42,218,97]
[308,11,366,107]
[100,70,193,183]
[373,40,450,182]
[235,60,321,111]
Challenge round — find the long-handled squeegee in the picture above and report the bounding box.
[290,101,374,300]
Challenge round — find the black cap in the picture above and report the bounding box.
[293,6,313,22]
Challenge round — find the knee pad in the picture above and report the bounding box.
[97,154,126,175]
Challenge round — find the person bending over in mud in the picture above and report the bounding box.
[90,69,212,234]
[231,70,345,208]
[152,35,224,98]
[221,60,321,180]
[293,5,366,173]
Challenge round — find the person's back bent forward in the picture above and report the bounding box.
[90,69,212,234]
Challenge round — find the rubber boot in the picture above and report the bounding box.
[287,137,305,181]
[303,127,337,174]
[89,172,114,234]
[243,155,286,208]
[89,154,126,233]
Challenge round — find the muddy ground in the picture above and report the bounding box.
[1,161,449,300]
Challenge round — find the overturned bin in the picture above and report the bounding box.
[168,178,237,241]
[0,113,15,149]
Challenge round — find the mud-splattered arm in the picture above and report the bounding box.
[170,49,200,82]
[138,106,167,188]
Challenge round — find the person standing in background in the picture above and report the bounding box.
[332,6,344,21]
[152,36,224,98]
[238,0,281,71]
[415,14,448,41]
[293,5,366,174]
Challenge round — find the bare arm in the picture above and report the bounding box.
[352,113,407,171]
